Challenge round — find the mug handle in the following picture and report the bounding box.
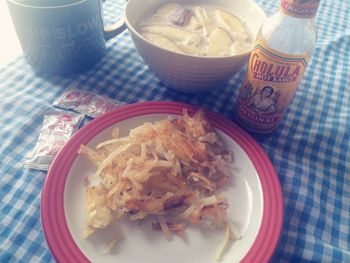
[102,0,127,41]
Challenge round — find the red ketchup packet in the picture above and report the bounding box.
[53,86,124,118]
[24,111,84,171]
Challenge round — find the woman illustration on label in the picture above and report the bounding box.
[247,85,279,115]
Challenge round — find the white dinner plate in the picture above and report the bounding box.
[41,101,283,263]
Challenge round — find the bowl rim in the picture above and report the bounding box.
[124,0,267,60]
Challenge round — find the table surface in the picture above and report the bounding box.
[0,1,22,66]
[0,0,349,262]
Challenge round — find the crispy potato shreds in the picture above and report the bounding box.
[80,109,239,261]
[78,145,103,166]
[85,184,114,229]
[95,137,130,150]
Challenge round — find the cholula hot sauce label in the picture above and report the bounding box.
[235,40,309,133]
[280,0,321,18]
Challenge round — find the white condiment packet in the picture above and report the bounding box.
[53,86,124,118]
[24,110,84,171]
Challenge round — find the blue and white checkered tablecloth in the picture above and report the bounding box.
[0,0,349,262]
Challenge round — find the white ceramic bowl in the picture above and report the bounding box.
[125,0,267,93]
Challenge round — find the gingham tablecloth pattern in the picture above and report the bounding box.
[0,0,349,262]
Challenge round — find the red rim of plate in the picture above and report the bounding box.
[41,101,283,263]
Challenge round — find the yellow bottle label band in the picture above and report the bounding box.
[236,40,310,133]
[280,0,320,18]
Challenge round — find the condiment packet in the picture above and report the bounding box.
[24,110,84,171]
[53,86,124,118]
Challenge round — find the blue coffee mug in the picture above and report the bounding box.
[7,0,126,74]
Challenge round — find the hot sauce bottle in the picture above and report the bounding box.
[235,0,321,134]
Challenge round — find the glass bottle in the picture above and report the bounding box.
[235,0,321,134]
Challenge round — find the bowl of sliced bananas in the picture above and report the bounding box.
[124,0,266,93]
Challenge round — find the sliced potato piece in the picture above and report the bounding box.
[85,184,114,229]
[192,6,214,36]
[185,16,202,31]
[233,31,250,42]
[234,41,252,54]
[214,9,247,35]
[140,25,201,46]
[207,27,234,57]
[142,32,184,54]
[176,42,202,56]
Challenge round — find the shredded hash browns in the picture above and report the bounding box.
[79,109,240,260]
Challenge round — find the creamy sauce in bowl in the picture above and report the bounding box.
[138,3,253,57]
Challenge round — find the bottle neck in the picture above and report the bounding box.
[280,0,320,19]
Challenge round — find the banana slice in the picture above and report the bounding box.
[214,9,248,36]
[207,27,234,57]
[142,32,184,54]
[140,25,201,46]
